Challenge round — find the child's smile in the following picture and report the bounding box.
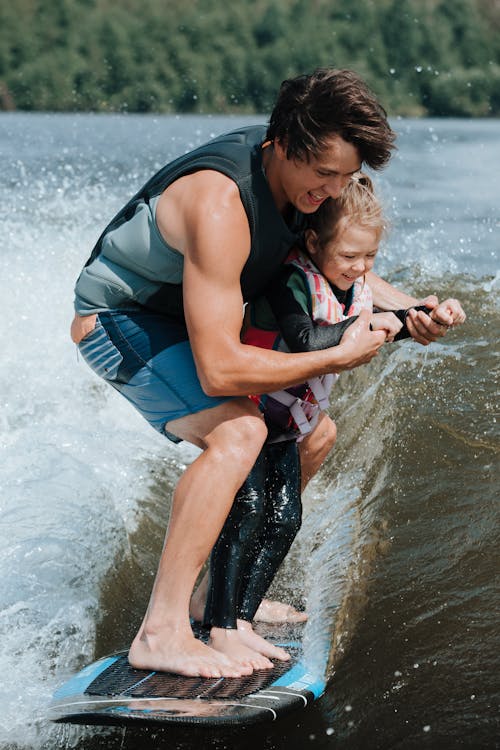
[308,223,380,290]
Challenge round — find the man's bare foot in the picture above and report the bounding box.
[128,625,249,678]
[236,619,291,662]
[254,599,308,624]
[209,627,274,671]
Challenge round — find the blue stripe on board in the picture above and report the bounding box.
[271,662,325,700]
[54,656,119,699]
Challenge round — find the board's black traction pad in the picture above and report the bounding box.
[86,647,300,701]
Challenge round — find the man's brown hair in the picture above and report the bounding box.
[267,68,396,170]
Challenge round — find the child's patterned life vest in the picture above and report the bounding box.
[243,248,373,441]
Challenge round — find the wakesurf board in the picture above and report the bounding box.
[49,623,325,727]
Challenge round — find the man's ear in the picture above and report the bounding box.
[274,137,288,161]
[304,229,320,256]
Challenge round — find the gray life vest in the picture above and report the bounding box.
[74,126,304,320]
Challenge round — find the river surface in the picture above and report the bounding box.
[0,113,498,750]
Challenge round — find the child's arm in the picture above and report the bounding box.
[266,270,461,354]
[370,311,404,342]
[266,268,407,353]
[265,267,359,352]
[367,272,466,344]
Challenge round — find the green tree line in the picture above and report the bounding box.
[1,0,499,116]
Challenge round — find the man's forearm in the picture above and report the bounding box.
[367,271,420,310]
[194,312,386,398]
[196,340,352,397]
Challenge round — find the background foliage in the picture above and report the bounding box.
[2,0,500,116]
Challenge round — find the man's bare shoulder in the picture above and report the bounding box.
[157,170,248,255]
[183,168,240,192]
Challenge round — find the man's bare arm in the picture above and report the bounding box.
[175,174,386,396]
[367,270,421,309]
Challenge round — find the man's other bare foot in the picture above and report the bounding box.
[128,625,248,678]
[236,620,291,662]
[254,599,308,624]
[209,627,273,671]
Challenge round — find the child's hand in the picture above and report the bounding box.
[429,298,466,327]
[370,311,403,342]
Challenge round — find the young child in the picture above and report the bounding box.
[202,174,465,669]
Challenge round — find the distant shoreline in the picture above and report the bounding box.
[2,110,500,121]
[2,0,499,118]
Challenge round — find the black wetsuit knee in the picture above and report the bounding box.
[203,447,267,629]
[265,441,302,541]
[238,439,302,622]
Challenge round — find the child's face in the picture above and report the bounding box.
[308,223,379,290]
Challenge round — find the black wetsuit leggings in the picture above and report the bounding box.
[204,440,301,629]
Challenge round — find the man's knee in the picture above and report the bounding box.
[167,397,267,455]
[207,405,268,474]
[219,408,267,450]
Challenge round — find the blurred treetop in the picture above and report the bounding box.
[1,0,499,116]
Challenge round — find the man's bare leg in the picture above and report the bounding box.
[128,398,267,678]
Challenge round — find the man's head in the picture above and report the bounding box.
[267,68,396,171]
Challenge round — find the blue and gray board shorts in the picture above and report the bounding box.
[77,310,232,442]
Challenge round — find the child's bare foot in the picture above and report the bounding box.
[128,624,248,678]
[254,599,308,624]
[236,619,291,662]
[209,627,273,671]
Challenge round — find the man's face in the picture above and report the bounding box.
[274,135,361,214]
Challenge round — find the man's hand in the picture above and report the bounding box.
[337,309,387,370]
[70,313,97,344]
[406,295,466,346]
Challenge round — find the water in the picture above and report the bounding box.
[1,113,498,750]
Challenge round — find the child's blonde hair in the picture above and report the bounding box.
[306,172,386,247]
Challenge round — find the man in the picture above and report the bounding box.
[71,68,455,679]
